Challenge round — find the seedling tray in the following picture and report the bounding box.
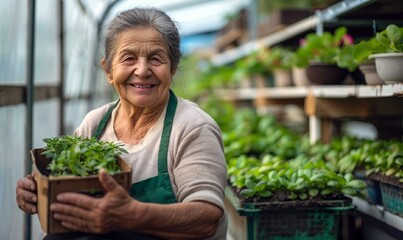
[366,173,403,216]
[225,186,354,240]
[355,170,383,205]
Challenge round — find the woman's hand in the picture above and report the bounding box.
[16,173,38,214]
[51,170,223,238]
[50,169,134,234]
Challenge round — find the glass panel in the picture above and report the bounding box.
[65,99,91,135]
[33,99,60,148]
[64,0,98,98]
[35,0,59,84]
[0,105,26,240]
[0,1,27,84]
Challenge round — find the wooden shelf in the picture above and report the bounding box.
[308,83,403,98]
[305,83,403,118]
[217,83,403,101]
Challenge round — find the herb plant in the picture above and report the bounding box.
[263,46,295,71]
[336,24,403,71]
[375,24,403,53]
[42,135,128,176]
[219,109,403,202]
[294,26,353,67]
[228,154,366,200]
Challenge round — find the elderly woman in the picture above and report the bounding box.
[16,7,228,239]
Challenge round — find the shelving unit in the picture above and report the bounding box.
[211,1,403,239]
[211,0,403,66]
[211,0,380,66]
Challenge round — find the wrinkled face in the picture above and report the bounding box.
[103,27,173,108]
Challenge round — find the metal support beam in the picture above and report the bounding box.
[24,0,35,239]
[58,0,65,135]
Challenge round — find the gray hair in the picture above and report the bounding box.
[103,7,181,73]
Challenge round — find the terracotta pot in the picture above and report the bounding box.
[273,69,293,87]
[306,62,348,85]
[292,67,310,86]
[372,53,403,84]
[358,62,384,85]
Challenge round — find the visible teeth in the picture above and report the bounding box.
[134,85,152,88]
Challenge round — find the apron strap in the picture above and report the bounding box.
[92,100,119,139]
[157,90,177,174]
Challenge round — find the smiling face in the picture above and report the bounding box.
[102,27,173,109]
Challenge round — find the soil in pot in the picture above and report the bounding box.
[232,186,351,210]
[306,62,349,85]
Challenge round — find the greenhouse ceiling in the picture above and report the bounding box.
[79,0,251,36]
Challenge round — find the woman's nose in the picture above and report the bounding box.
[133,58,150,77]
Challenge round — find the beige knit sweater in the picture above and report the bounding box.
[73,96,228,239]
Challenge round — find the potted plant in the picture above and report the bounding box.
[352,37,387,85]
[32,135,132,233]
[335,37,386,85]
[370,24,403,83]
[233,50,272,88]
[262,46,294,87]
[295,26,353,85]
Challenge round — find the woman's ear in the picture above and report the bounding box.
[101,58,113,84]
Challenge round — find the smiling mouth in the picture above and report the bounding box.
[129,84,155,89]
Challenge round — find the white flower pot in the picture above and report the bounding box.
[371,53,403,84]
[358,62,384,85]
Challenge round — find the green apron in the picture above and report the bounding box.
[93,90,178,204]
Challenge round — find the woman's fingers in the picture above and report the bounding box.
[17,175,36,191]
[16,198,37,214]
[99,169,120,193]
[16,175,38,214]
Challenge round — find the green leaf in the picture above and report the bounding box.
[386,24,401,51]
[309,189,319,197]
[344,173,354,182]
[260,190,272,198]
[245,179,256,189]
[346,180,367,189]
[299,193,308,200]
[321,189,332,195]
[288,192,298,200]
[240,189,255,197]
[255,180,267,192]
[327,180,340,187]
[342,188,356,196]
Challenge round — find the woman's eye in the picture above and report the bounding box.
[149,57,162,65]
[123,55,135,62]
